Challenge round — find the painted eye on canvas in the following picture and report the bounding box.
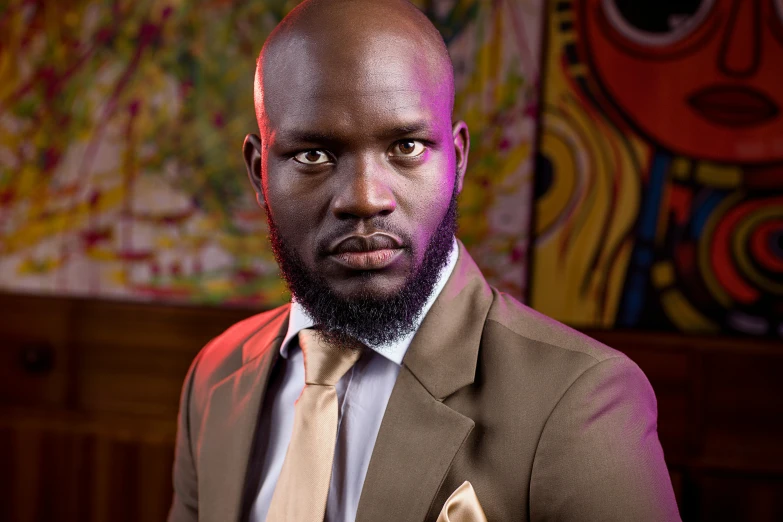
[601,0,716,47]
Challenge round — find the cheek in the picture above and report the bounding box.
[408,169,454,241]
[263,168,317,241]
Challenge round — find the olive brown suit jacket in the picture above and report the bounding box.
[168,241,681,521]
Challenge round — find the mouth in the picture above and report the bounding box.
[328,233,405,271]
[687,85,779,127]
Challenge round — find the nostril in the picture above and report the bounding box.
[717,0,761,78]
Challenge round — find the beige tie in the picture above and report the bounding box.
[265,329,363,522]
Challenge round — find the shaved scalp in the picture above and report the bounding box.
[243,0,470,347]
[253,0,455,128]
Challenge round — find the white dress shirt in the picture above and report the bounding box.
[249,238,459,522]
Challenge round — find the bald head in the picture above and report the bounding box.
[253,0,455,127]
[242,0,470,345]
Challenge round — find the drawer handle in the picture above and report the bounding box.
[19,342,55,374]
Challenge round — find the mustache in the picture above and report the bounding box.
[316,220,412,256]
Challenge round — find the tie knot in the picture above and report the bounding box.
[298,329,364,386]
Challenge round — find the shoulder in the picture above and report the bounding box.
[187,304,290,398]
[482,289,649,397]
[486,289,624,363]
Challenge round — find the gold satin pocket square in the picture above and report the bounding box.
[437,481,488,522]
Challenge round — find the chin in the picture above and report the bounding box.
[329,272,409,300]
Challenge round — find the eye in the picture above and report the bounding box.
[293,149,331,165]
[601,0,715,46]
[390,139,425,157]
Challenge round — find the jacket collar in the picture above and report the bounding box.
[199,308,287,522]
[401,239,493,399]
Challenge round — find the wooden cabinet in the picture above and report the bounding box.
[0,292,252,522]
[0,410,176,522]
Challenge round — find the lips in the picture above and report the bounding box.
[328,233,404,271]
[687,85,779,127]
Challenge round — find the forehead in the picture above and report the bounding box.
[260,31,451,139]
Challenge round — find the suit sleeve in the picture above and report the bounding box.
[167,346,207,522]
[529,355,681,522]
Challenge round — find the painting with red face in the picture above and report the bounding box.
[531,0,783,338]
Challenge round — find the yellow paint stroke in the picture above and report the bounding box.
[661,288,719,332]
[18,256,61,275]
[3,183,125,254]
[86,248,119,262]
[535,119,577,235]
[670,157,691,181]
[697,191,744,308]
[498,142,531,186]
[695,162,742,188]
[652,261,675,288]
[601,238,634,324]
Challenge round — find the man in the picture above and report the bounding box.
[168,0,681,520]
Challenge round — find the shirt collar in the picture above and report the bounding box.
[280,236,459,365]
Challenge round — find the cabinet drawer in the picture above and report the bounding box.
[0,294,70,408]
[75,342,195,417]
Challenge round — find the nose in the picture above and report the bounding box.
[717,0,761,78]
[331,156,397,220]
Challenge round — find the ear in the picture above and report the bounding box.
[243,133,265,207]
[452,120,469,194]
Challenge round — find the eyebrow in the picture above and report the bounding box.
[275,121,435,146]
[275,129,340,146]
[374,121,434,140]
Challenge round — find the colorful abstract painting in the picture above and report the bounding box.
[531,0,783,337]
[0,0,542,306]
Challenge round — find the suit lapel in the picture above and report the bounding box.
[355,241,494,522]
[354,366,474,522]
[198,308,288,522]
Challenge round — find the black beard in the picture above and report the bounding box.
[265,182,459,348]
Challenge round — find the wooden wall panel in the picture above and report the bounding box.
[1,292,782,521]
[0,292,250,522]
[0,414,175,522]
[586,329,783,521]
[0,296,71,408]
